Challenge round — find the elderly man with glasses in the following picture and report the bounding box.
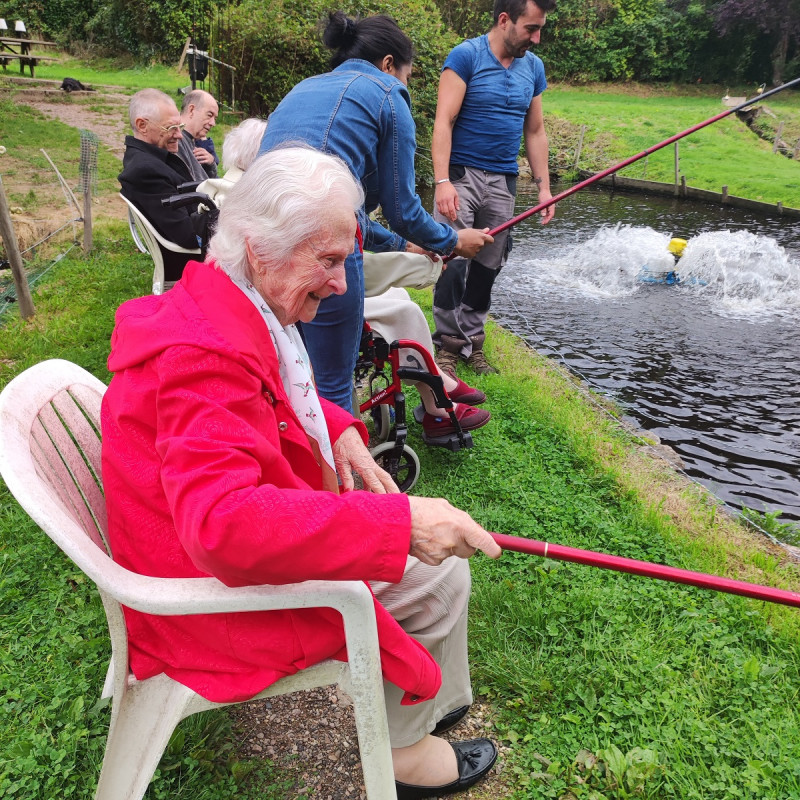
[119,88,217,283]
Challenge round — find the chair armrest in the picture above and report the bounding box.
[98,561,375,619]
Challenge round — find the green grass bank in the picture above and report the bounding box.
[543,83,800,208]
[2,226,800,799]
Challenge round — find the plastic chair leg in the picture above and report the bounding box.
[95,674,203,800]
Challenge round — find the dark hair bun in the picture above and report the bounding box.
[323,10,358,50]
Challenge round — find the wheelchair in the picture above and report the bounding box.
[355,322,475,493]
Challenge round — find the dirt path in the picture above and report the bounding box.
[13,83,130,157]
[8,83,131,230]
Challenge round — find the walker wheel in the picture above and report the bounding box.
[369,441,420,493]
[370,404,392,443]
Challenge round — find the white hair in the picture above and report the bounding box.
[221,118,268,172]
[208,146,365,281]
[128,88,176,132]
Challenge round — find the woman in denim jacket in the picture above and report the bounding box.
[260,12,492,414]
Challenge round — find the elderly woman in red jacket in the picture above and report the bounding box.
[101,146,501,798]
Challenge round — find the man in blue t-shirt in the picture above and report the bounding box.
[432,0,557,377]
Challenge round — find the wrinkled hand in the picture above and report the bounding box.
[454,228,493,259]
[538,190,556,225]
[435,182,460,222]
[407,496,502,565]
[333,425,399,494]
[193,146,215,166]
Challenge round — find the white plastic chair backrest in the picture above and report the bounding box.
[119,194,200,295]
[0,359,130,705]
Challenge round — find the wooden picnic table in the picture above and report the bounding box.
[0,36,59,78]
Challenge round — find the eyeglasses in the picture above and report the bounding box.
[147,120,186,134]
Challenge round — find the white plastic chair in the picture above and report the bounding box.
[119,194,201,295]
[0,359,396,800]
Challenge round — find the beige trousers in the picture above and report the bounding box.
[371,555,473,748]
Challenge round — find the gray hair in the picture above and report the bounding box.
[208,146,365,281]
[128,88,176,132]
[221,118,268,172]
[180,88,214,114]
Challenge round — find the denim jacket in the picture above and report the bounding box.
[260,59,457,256]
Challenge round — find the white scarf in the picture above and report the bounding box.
[228,273,339,493]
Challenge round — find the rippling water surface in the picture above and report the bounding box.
[493,186,800,519]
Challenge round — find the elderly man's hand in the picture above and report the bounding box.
[332,425,400,494]
[407,497,502,565]
[193,146,215,166]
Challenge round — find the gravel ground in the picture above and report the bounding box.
[229,688,512,799]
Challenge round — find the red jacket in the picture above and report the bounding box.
[101,260,441,704]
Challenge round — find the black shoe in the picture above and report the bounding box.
[395,738,498,799]
[432,704,470,735]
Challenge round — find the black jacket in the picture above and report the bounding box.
[118,136,214,281]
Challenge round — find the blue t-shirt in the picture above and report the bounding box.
[445,34,547,175]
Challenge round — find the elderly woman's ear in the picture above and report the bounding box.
[244,239,261,277]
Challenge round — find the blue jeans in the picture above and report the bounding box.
[299,248,364,415]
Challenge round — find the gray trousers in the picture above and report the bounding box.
[371,555,473,748]
[432,167,516,357]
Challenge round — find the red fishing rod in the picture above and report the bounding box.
[492,532,800,609]
[481,76,800,239]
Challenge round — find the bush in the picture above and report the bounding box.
[217,0,457,180]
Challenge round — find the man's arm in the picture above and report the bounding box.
[431,68,467,222]
[120,161,201,249]
[523,94,555,225]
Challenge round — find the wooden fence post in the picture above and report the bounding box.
[0,175,35,318]
[773,122,784,153]
[674,141,680,196]
[177,37,191,72]
[574,124,586,170]
[82,181,92,254]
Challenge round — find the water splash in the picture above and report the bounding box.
[517,225,800,318]
[682,231,800,318]
[517,225,676,298]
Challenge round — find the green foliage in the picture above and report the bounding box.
[742,508,800,547]
[9,0,791,86]
[541,0,711,82]
[214,0,456,180]
[220,0,456,132]
[528,745,662,797]
[82,0,219,61]
[430,0,493,39]
[0,0,101,43]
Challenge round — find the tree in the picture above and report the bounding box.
[712,0,800,84]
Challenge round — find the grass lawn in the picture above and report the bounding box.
[2,226,800,799]
[544,84,800,208]
[30,54,187,94]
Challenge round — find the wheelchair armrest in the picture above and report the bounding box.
[177,181,202,193]
[161,192,217,211]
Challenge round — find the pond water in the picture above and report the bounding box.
[491,185,800,521]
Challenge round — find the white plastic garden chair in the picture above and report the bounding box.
[0,358,396,800]
[120,194,201,295]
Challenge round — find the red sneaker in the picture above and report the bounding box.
[447,377,486,406]
[422,404,490,438]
